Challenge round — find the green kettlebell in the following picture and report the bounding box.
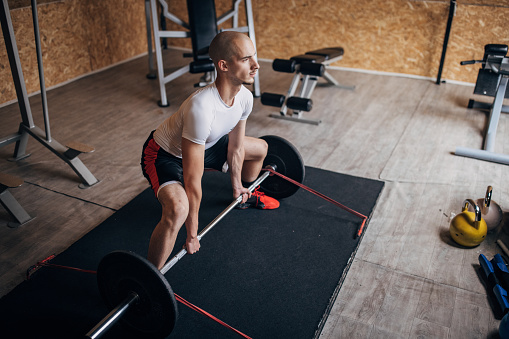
[450,199,488,247]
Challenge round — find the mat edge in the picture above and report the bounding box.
[312,182,386,339]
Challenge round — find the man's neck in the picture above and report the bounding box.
[215,77,241,107]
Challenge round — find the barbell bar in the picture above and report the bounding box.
[87,171,269,339]
[86,135,305,338]
[161,166,273,275]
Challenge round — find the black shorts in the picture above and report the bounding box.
[141,131,229,196]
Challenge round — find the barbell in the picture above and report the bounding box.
[85,135,305,338]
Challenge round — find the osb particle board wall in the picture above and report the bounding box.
[1,0,508,106]
[1,0,147,105]
[254,0,508,83]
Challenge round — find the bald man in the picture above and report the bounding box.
[141,32,278,269]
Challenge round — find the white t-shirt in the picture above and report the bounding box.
[153,83,253,157]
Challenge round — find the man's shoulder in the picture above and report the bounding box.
[239,85,253,97]
[189,84,216,100]
[238,85,254,108]
[185,85,217,109]
[237,85,254,107]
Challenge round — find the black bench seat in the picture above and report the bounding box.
[306,47,344,60]
[290,54,326,64]
[262,45,353,125]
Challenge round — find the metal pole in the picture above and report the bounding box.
[85,292,139,339]
[0,0,35,128]
[436,0,456,85]
[150,0,169,106]
[244,0,260,96]
[31,0,51,142]
[484,76,507,152]
[145,0,156,79]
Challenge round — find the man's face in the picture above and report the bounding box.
[227,38,260,85]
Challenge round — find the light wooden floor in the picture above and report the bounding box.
[1,48,508,338]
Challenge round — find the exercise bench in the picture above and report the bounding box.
[0,172,35,228]
[261,47,354,125]
[455,44,509,165]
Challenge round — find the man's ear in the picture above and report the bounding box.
[217,60,228,72]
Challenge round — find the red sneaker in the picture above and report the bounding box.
[239,187,280,210]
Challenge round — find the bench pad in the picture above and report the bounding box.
[290,54,326,64]
[306,47,344,60]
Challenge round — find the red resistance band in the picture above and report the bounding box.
[26,255,252,339]
[264,167,368,237]
[174,293,252,339]
[26,255,97,279]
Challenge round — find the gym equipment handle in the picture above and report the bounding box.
[460,58,509,75]
[492,65,509,76]
[463,198,481,222]
[160,166,273,275]
[460,60,481,66]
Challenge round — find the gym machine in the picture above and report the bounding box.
[145,0,260,107]
[455,44,509,165]
[0,1,98,188]
[261,47,354,125]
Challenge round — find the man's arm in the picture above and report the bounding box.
[182,137,205,254]
[228,120,251,203]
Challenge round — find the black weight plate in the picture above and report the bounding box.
[97,251,178,338]
[259,135,305,199]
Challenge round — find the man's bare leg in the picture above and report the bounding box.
[147,183,189,270]
[242,136,268,182]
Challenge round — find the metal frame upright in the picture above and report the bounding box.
[0,0,98,188]
[145,0,260,107]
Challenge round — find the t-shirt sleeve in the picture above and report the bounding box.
[240,87,253,121]
[181,97,212,145]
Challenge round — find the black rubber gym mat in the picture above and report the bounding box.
[0,166,384,339]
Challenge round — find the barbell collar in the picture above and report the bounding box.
[160,167,273,275]
[86,292,139,339]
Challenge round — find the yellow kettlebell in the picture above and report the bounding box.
[450,199,488,247]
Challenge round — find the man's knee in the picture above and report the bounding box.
[245,137,268,160]
[160,201,188,230]
[158,185,189,230]
[165,200,188,219]
[259,139,268,157]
